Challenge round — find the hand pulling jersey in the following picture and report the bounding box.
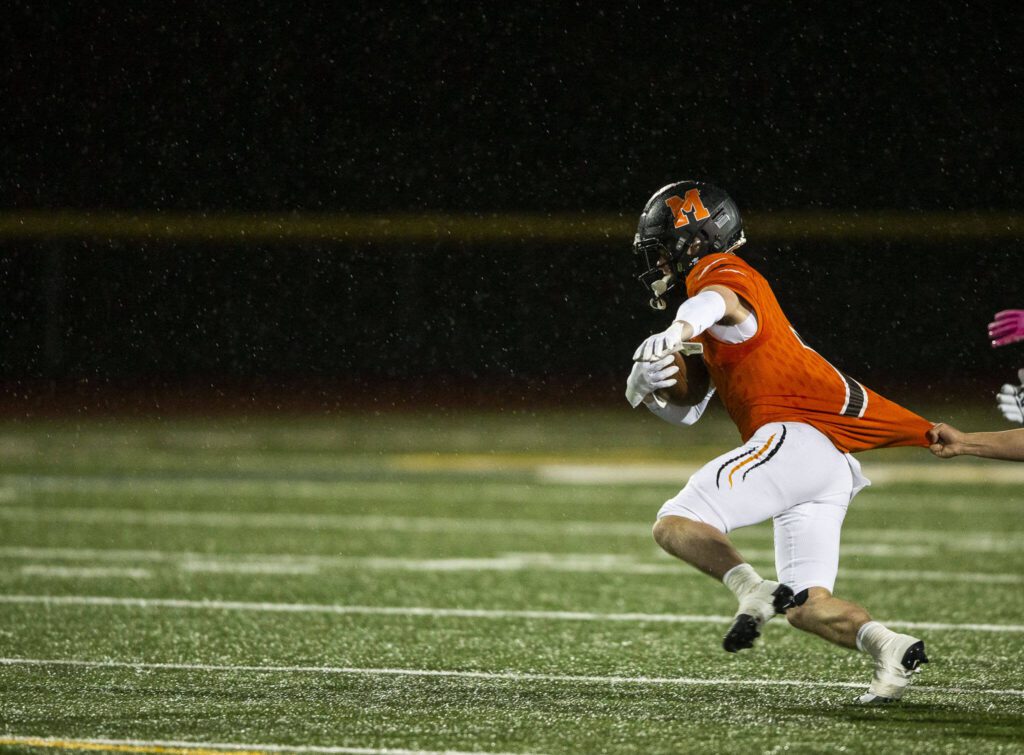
[685,254,932,453]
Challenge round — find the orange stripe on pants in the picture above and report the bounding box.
[727,433,776,488]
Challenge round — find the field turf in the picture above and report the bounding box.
[0,409,1022,754]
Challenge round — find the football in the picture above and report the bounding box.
[656,351,710,406]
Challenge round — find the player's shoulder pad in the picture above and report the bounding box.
[686,253,754,290]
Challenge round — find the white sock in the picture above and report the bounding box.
[722,563,762,598]
[856,620,898,657]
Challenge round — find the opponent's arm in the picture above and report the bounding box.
[928,423,1024,462]
[989,310,1024,348]
[633,285,752,362]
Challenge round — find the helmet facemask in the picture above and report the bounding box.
[634,231,708,311]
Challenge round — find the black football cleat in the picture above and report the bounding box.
[722,582,795,653]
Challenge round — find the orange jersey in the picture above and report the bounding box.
[685,254,931,453]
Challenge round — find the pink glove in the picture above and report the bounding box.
[989,310,1024,347]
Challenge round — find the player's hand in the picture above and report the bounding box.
[625,354,679,408]
[633,321,687,362]
[989,309,1024,348]
[928,422,966,459]
[997,368,1024,424]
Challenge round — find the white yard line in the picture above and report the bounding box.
[838,529,1024,553]
[2,547,1020,584]
[0,474,452,501]
[0,545,317,564]
[838,568,1024,584]
[1,546,1020,584]
[1,594,1022,634]
[0,506,646,536]
[7,460,1024,498]
[537,463,700,484]
[301,557,1024,585]
[0,733,523,755]
[0,474,544,502]
[4,506,1024,553]
[0,657,1020,699]
[19,565,152,579]
[179,561,319,575]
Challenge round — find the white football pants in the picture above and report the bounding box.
[657,421,870,594]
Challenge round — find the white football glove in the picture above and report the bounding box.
[997,368,1024,424]
[625,353,679,408]
[633,321,687,363]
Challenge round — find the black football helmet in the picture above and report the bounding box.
[633,181,746,310]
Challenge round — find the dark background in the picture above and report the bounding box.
[1,4,1021,412]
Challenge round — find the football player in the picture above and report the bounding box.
[988,312,1024,424]
[928,422,1024,461]
[626,181,933,704]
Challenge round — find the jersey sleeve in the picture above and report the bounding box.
[685,255,762,309]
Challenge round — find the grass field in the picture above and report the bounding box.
[1,408,1023,754]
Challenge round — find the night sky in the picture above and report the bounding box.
[5,4,1020,212]
[1,5,1020,399]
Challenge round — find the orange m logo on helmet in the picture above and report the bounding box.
[664,189,710,228]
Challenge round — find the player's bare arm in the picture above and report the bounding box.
[928,422,1024,462]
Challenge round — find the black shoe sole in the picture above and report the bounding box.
[901,640,929,671]
[723,614,759,653]
[722,584,795,653]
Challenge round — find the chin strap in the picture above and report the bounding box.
[648,274,673,310]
